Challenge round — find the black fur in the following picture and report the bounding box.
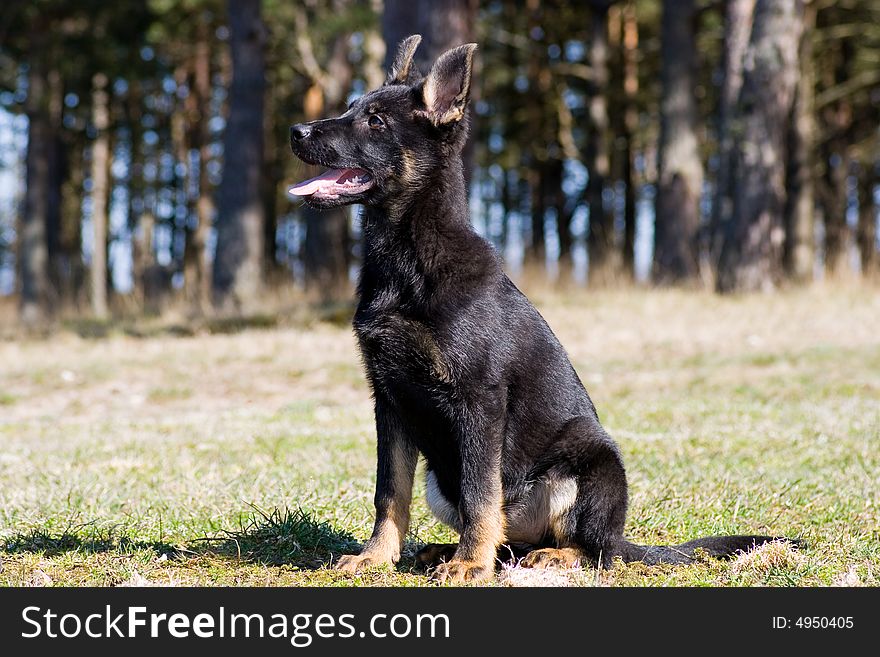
[288,35,791,582]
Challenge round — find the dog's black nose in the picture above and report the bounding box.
[290,124,311,141]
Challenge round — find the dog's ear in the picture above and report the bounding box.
[421,43,477,126]
[385,34,422,85]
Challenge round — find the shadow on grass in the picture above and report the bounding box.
[2,529,183,559]
[193,506,361,569]
[1,507,362,572]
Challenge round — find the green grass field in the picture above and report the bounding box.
[1,286,878,586]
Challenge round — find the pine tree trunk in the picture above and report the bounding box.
[816,28,854,279]
[621,0,638,280]
[301,34,354,301]
[856,162,877,278]
[90,72,111,319]
[527,167,546,267]
[212,0,266,313]
[586,2,614,286]
[717,0,804,293]
[818,132,849,277]
[522,0,551,270]
[46,68,66,303]
[653,0,703,285]
[20,51,53,327]
[711,0,755,267]
[193,22,215,314]
[60,138,85,310]
[782,2,816,283]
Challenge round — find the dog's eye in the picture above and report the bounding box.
[368,114,385,129]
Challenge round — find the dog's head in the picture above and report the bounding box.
[288,35,477,210]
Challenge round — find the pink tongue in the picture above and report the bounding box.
[288,168,348,196]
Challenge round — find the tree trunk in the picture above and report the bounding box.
[262,87,282,289]
[717,0,804,293]
[653,0,703,285]
[527,167,546,267]
[710,0,755,267]
[300,33,354,301]
[521,0,552,270]
[60,138,85,310]
[212,0,266,313]
[856,162,877,278]
[818,130,849,277]
[621,0,638,280]
[586,2,614,286]
[782,2,816,283]
[550,159,573,281]
[20,51,53,327]
[90,72,111,319]
[816,28,854,278]
[191,20,215,314]
[46,68,66,303]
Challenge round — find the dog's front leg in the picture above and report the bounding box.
[337,402,417,573]
[432,404,505,584]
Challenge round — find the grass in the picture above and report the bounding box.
[0,284,878,587]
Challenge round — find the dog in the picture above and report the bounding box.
[288,35,788,583]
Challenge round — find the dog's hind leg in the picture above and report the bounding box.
[337,400,418,573]
[526,416,630,570]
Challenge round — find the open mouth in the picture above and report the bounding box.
[287,167,374,200]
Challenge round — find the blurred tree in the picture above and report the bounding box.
[384,0,477,69]
[653,0,703,285]
[610,0,639,279]
[19,21,55,326]
[585,0,615,286]
[710,0,755,276]
[89,72,110,319]
[815,5,853,279]
[782,0,815,283]
[212,0,266,312]
[857,166,878,277]
[856,161,877,278]
[717,0,805,292]
[147,0,223,315]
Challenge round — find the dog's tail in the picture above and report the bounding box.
[614,535,798,565]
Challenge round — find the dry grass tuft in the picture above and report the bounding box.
[730,540,807,578]
[498,562,597,587]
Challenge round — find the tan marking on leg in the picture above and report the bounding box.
[337,441,416,573]
[431,479,505,584]
[521,547,585,570]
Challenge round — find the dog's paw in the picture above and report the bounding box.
[520,547,583,569]
[335,553,390,573]
[415,543,458,569]
[430,560,492,584]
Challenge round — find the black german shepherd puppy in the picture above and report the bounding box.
[288,35,783,583]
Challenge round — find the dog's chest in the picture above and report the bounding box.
[353,308,452,387]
